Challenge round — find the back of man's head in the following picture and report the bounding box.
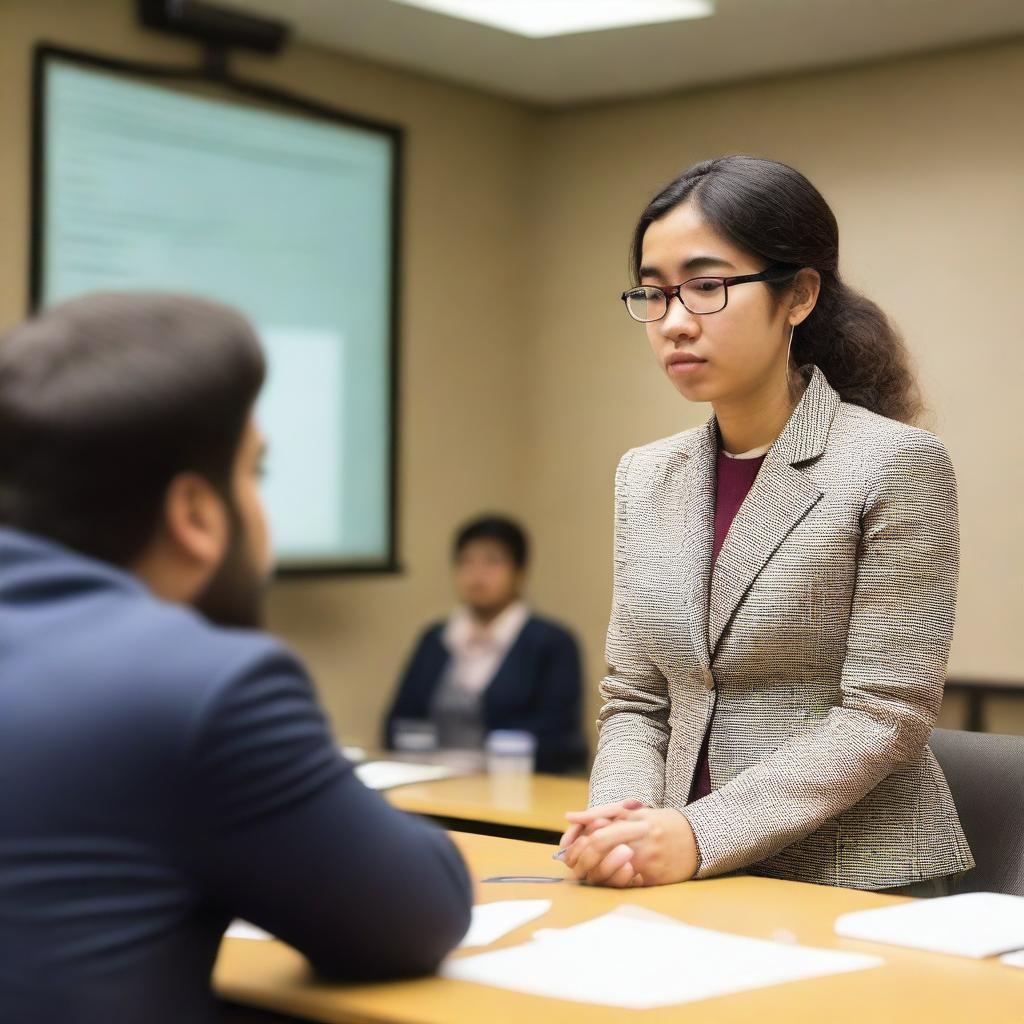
[0,292,265,569]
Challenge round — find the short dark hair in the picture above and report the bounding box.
[453,515,528,569]
[0,291,265,566]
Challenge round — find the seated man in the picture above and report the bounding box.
[0,293,471,1024]
[385,516,587,774]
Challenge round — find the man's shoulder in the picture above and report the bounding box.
[121,596,302,703]
[1,570,317,816]
[34,583,307,730]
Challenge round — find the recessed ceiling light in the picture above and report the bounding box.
[387,0,715,39]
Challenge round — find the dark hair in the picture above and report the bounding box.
[630,155,922,423]
[0,291,266,566]
[454,515,529,569]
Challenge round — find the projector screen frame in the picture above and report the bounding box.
[29,43,405,577]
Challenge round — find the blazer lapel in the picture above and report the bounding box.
[680,420,717,668]
[707,367,840,657]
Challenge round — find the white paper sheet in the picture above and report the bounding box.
[460,901,552,948]
[443,905,882,1008]
[226,920,273,941]
[354,760,458,790]
[1000,949,1024,968]
[835,892,1024,958]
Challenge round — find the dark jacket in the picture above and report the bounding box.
[0,528,472,1024]
[384,614,587,774]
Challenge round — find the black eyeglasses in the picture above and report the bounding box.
[621,265,800,322]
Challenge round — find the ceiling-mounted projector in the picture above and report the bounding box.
[137,0,290,54]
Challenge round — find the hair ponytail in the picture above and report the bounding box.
[794,275,921,422]
[630,155,922,423]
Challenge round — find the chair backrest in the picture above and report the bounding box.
[929,728,1024,896]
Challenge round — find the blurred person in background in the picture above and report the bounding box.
[385,515,587,774]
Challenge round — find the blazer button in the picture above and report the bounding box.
[701,667,715,690]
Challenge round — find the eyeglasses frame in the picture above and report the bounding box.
[621,264,801,322]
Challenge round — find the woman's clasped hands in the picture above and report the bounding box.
[557,799,700,888]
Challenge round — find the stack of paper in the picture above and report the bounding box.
[444,905,883,1008]
[834,892,1024,958]
[354,760,458,790]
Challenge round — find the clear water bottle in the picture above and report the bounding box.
[485,730,536,807]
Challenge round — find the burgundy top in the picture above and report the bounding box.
[689,449,766,803]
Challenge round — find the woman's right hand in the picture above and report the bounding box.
[557,799,647,852]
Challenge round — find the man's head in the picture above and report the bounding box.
[0,292,273,627]
[451,515,528,620]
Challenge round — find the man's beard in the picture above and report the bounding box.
[194,520,267,629]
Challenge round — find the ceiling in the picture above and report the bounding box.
[226,0,1024,107]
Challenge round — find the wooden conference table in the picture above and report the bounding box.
[383,771,590,842]
[215,832,1024,1024]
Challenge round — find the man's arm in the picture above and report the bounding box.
[179,647,472,979]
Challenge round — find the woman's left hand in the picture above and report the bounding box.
[563,807,700,887]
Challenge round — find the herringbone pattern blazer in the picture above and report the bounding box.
[589,366,974,889]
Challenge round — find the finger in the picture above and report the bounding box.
[630,873,646,888]
[606,861,639,890]
[565,800,643,824]
[565,816,645,870]
[563,833,587,870]
[562,826,608,870]
[564,828,609,870]
[572,820,648,878]
[557,822,583,850]
[585,844,634,886]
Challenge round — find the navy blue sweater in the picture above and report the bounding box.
[0,529,472,1024]
[385,615,587,774]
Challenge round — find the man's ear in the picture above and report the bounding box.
[161,472,229,571]
[789,268,822,327]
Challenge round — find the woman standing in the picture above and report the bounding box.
[561,156,973,893]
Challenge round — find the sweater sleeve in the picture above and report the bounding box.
[179,647,472,979]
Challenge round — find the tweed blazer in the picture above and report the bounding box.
[589,366,975,889]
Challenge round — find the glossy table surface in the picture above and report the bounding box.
[215,831,1024,1023]
[384,771,589,838]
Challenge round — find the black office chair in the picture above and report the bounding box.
[929,727,1024,896]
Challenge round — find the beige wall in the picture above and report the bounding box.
[1,1,1021,745]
